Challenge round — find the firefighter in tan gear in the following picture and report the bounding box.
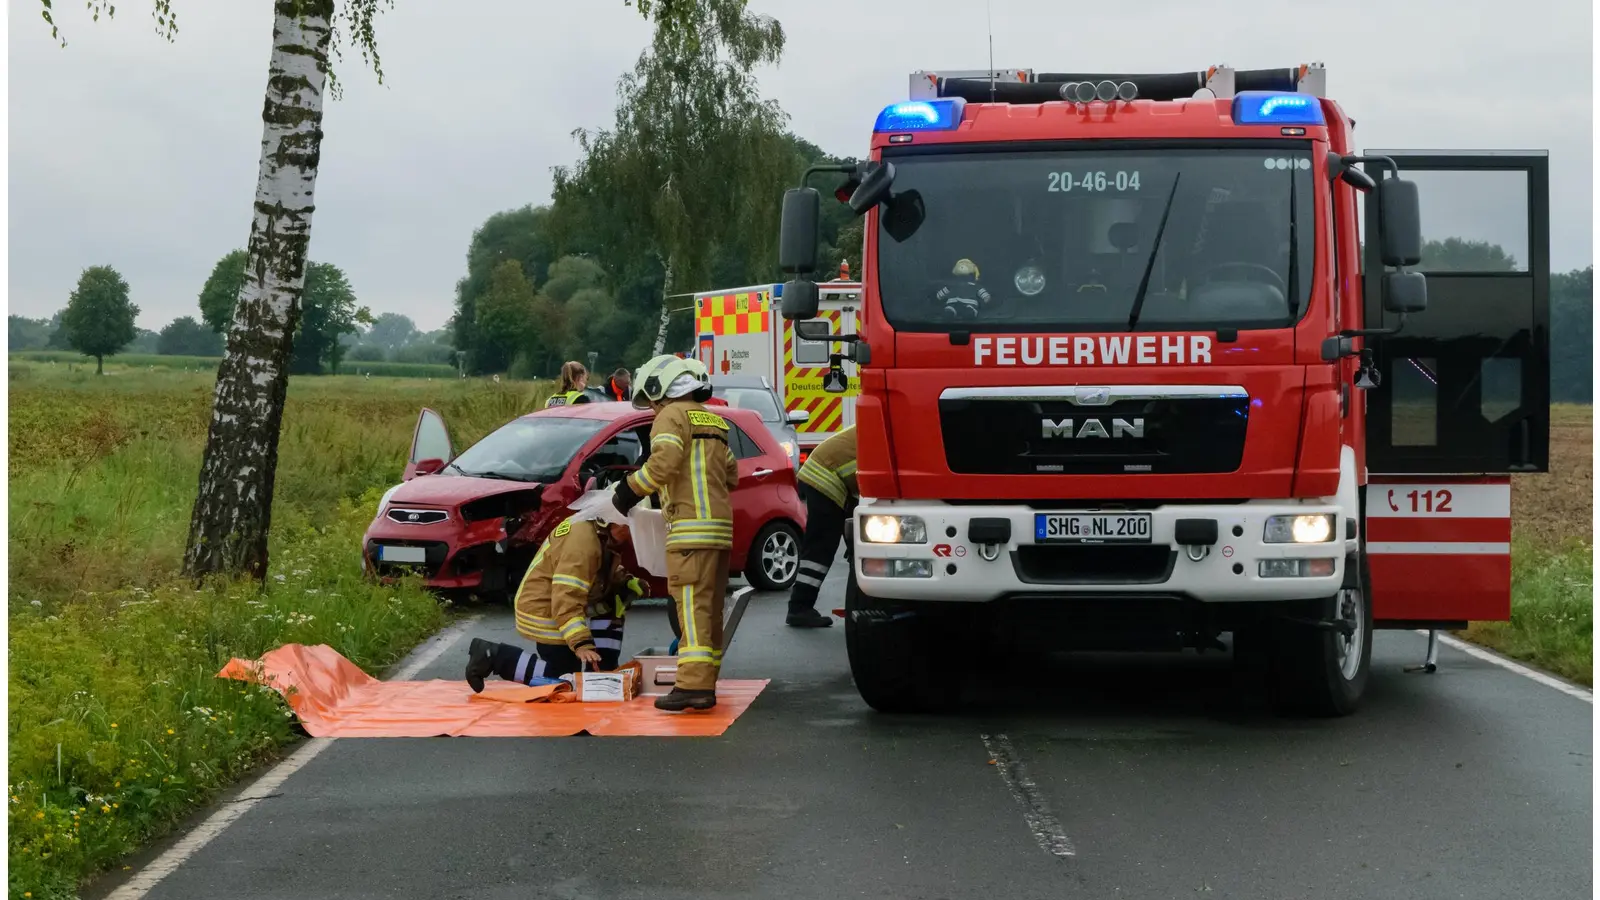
[787,425,857,627]
[607,354,740,711]
[462,507,646,692]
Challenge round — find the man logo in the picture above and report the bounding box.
[407,513,420,522]
[1041,417,1145,439]
[1073,386,1111,406]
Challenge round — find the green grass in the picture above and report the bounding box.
[1466,543,1593,686]
[6,364,567,900]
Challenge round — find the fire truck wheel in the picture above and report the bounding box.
[843,573,946,713]
[1263,552,1374,717]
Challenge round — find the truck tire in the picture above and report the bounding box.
[843,572,945,713]
[1261,552,1373,717]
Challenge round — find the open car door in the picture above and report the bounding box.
[1360,151,1549,630]
[404,408,455,481]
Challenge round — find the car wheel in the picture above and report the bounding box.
[745,520,801,592]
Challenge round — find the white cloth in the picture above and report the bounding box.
[568,489,627,526]
[664,372,707,399]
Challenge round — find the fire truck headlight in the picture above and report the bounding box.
[1264,514,1335,543]
[861,514,927,544]
[1014,265,1046,296]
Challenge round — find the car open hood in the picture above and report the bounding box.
[386,474,547,508]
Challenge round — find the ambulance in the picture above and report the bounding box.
[691,268,862,455]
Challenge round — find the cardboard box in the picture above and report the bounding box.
[630,586,754,696]
[559,667,637,702]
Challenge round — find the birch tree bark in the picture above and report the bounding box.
[182,0,334,580]
[651,255,675,355]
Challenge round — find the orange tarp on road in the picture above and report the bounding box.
[217,644,768,738]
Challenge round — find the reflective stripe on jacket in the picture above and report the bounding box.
[512,517,643,651]
[625,401,740,550]
[797,426,857,508]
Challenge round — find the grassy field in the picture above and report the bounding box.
[10,351,457,380]
[6,361,568,900]
[6,363,1591,897]
[1465,403,1593,685]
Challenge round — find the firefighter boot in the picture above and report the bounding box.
[464,638,496,693]
[654,687,717,711]
[786,609,834,628]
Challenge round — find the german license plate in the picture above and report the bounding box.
[1034,512,1152,543]
[378,545,427,563]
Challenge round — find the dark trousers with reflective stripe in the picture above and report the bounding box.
[789,484,853,615]
[490,635,623,684]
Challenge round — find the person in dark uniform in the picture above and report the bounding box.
[786,426,857,628]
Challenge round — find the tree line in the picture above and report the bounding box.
[9,252,456,371]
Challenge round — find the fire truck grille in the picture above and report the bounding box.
[939,396,1250,476]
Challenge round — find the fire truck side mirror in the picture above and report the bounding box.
[1377,178,1423,268]
[1382,271,1428,315]
[847,161,897,214]
[781,279,820,320]
[779,187,822,274]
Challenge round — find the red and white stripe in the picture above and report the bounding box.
[1364,478,1512,623]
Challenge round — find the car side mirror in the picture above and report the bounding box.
[1378,177,1423,268]
[1382,271,1428,314]
[413,457,444,477]
[786,408,811,425]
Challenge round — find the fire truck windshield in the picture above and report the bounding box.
[874,146,1317,333]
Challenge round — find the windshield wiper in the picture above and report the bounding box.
[1126,173,1182,332]
[1286,163,1300,320]
[453,468,537,482]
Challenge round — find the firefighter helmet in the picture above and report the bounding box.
[952,258,980,280]
[630,354,707,408]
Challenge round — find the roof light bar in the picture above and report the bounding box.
[874,97,966,132]
[1232,90,1325,126]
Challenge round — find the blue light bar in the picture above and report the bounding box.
[1232,91,1325,126]
[874,97,966,132]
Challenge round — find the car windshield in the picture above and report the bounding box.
[712,386,782,423]
[448,416,608,482]
[875,145,1316,332]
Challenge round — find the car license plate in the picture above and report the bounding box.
[1034,512,1152,543]
[378,545,427,563]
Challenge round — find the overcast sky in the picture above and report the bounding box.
[9,0,1593,332]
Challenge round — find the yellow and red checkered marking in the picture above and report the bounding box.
[782,309,854,436]
[698,291,771,336]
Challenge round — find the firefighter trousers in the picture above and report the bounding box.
[668,547,730,692]
[789,485,853,615]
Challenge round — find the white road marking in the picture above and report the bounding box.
[105,615,481,900]
[979,733,1075,858]
[1419,630,1592,704]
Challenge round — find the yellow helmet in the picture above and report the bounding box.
[630,354,705,408]
[952,258,980,279]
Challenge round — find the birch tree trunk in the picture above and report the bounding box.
[651,254,675,356]
[182,0,334,581]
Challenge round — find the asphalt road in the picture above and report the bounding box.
[99,561,1592,900]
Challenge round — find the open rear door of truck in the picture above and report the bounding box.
[1360,151,1550,630]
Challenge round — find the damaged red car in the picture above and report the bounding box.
[363,401,806,600]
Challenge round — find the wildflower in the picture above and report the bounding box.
[101,805,111,814]
[166,729,175,735]
[34,811,44,820]
[111,723,118,729]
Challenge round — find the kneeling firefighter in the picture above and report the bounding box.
[786,425,858,627]
[464,504,646,692]
[606,354,739,711]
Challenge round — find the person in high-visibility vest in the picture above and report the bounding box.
[463,508,646,691]
[544,361,593,408]
[787,426,857,627]
[604,354,738,711]
[603,367,631,402]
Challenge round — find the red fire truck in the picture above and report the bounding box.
[776,63,1550,716]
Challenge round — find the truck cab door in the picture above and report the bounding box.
[1360,151,1549,627]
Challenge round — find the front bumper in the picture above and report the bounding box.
[852,500,1352,603]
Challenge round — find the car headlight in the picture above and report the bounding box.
[780,440,797,462]
[861,514,927,544]
[1264,514,1335,543]
[1014,265,1046,296]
